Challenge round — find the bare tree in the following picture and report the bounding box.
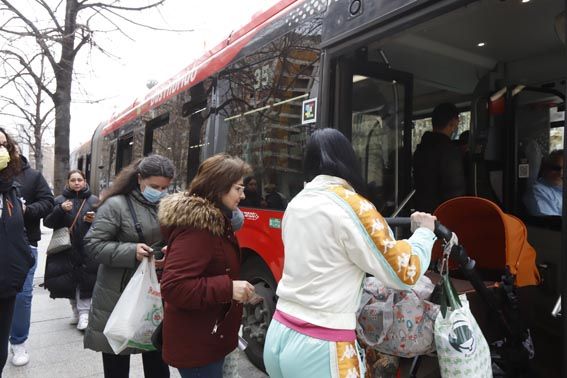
[0,51,55,172]
[0,0,166,192]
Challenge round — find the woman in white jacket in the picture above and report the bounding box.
[263,128,437,378]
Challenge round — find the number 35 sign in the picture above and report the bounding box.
[302,98,317,124]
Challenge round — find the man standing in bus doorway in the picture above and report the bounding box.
[413,103,466,213]
[9,153,54,367]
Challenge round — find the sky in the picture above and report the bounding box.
[68,0,278,149]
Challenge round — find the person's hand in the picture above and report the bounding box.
[61,200,73,212]
[83,211,95,223]
[232,280,255,303]
[410,211,437,233]
[135,243,152,262]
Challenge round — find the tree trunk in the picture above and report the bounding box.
[34,125,43,173]
[52,0,79,193]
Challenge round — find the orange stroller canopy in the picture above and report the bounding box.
[432,196,540,287]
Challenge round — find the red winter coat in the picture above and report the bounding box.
[158,192,242,368]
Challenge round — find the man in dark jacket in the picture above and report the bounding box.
[413,103,466,213]
[9,155,54,367]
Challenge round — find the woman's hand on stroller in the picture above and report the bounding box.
[410,212,437,233]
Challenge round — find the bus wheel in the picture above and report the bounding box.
[241,258,277,372]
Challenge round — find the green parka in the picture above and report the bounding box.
[83,189,162,354]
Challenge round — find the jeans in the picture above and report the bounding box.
[9,246,37,345]
[102,351,170,378]
[178,358,224,378]
[0,297,16,376]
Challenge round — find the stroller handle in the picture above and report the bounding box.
[383,217,453,242]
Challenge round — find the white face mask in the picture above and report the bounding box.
[0,146,10,171]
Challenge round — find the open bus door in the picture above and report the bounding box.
[330,56,414,220]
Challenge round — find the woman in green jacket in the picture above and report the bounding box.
[84,155,174,378]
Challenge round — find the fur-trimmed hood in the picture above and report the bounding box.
[158,192,226,236]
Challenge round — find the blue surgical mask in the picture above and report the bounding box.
[231,208,244,231]
[142,186,166,203]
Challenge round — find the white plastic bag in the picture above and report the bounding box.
[104,258,163,354]
[434,293,492,378]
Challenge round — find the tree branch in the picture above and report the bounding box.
[0,0,58,71]
[0,50,55,98]
[35,0,64,33]
[79,0,166,12]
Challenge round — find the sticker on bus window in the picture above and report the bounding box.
[243,211,259,221]
[518,163,529,178]
[302,98,317,124]
[269,218,281,229]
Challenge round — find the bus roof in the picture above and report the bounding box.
[101,0,302,137]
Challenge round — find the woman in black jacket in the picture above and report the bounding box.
[44,170,98,331]
[0,128,34,376]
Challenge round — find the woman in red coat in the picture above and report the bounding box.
[158,154,256,378]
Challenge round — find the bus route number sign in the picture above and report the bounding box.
[302,98,317,125]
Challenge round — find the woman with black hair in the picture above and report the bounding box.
[84,155,174,378]
[43,170,98,331]
[263,128,437,378]
[0,128,34,376]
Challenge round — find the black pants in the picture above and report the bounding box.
[102,351,170,378]
[0,296,16,377]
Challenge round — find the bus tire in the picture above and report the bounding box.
[240,254,277,372]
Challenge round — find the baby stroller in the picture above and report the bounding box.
[371,197,541,377]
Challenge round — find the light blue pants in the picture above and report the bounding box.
[10,246,37,345]
[264,319,364,378]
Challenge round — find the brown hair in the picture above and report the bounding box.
[67,169,86,180]
[0,127,22,180]
[96,154,175,207]
[189,154,251,205]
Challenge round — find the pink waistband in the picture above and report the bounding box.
[273,309,356,342]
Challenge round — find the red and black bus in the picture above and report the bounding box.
[72,0,565,373]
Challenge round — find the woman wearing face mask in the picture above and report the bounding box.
[83,155,175,378]
[158,154,255,378]
[43,170,99,331]
[0,128,34,376]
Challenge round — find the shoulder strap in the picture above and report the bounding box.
[126,195,146,244]
[326,185,422,286]
[69,199,86,232]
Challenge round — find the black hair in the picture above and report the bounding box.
[432,103,459,130]
[303,128,366,195]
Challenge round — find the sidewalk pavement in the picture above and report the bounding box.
[4,226,266,378]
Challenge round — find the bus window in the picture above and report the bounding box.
[412,112,470,153]
[144,112,190,191]
[351,76,405,215]
[332,58,413,217]
[183,80,213,184]
[513,88,564,218]
[77,156,84,173]
[217,20,322,209]
[116,133,133,174]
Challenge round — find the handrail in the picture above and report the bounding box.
[389,189,415,217]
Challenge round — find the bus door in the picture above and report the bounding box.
[332,57,413,217]
[503,86,565,293]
